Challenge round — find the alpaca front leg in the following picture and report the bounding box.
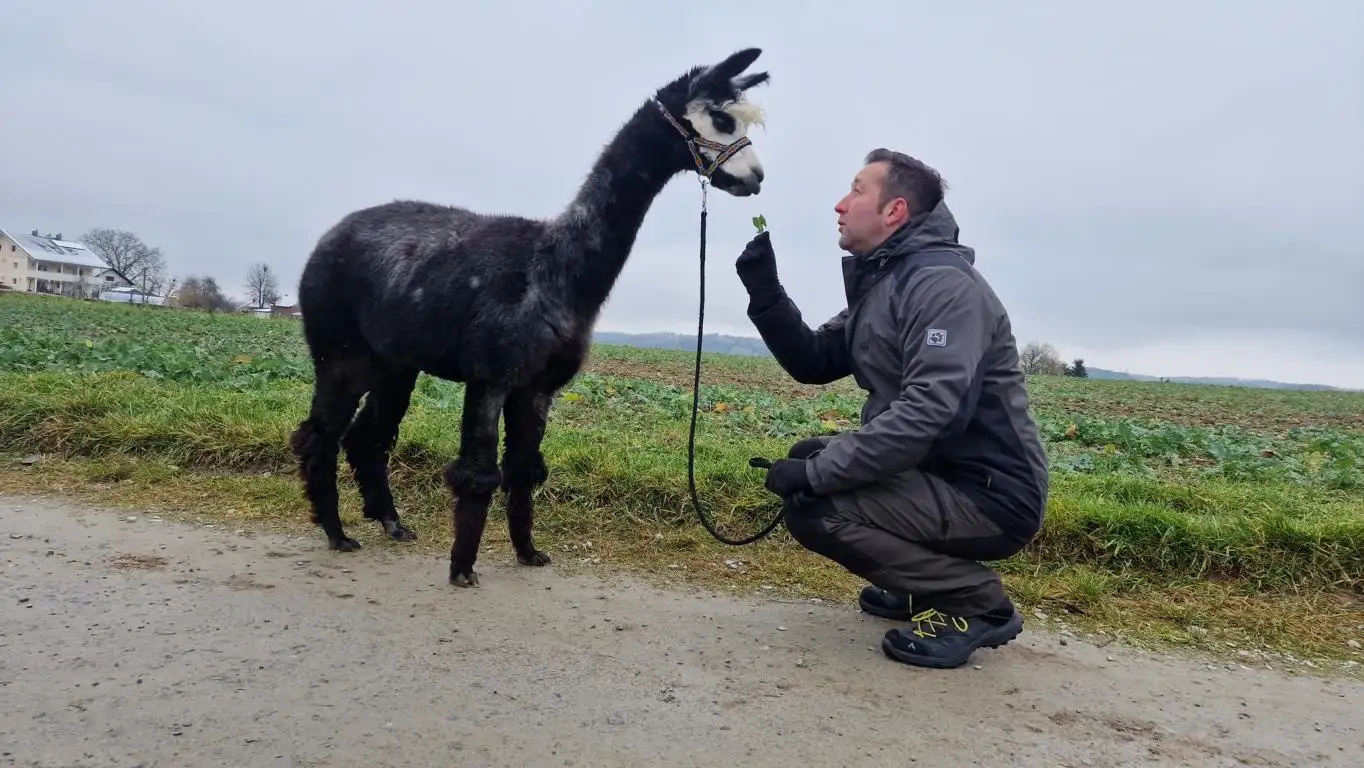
[502,388,553,567]
[444,382,508,587]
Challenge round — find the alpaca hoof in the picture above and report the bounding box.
[329,535,362,552]
[517,550,552,566]
[450,569,480,588]
[383,519,417,542]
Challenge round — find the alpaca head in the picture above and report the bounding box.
[656,48,770,197]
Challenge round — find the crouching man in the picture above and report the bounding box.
[736,149,1049,669]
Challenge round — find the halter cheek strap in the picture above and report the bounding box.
[653,99,752,178]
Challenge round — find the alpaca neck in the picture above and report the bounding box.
[554,101,687,316]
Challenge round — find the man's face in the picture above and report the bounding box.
[834,161,905,254]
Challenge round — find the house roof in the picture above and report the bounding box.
[0,227,109,270]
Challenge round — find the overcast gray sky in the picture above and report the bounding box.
[4,1,1362,388]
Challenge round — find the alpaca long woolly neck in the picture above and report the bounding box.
[552,101,687,317]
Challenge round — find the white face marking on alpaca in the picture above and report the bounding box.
[683,98,765,187]
[469,276,481,289]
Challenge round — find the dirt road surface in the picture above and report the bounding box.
[2,495,1360,767]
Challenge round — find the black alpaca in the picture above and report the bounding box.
[289,48,770,587]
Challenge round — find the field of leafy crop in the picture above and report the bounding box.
[3,291,1363,659]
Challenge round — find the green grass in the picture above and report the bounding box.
[3,291,1363,667]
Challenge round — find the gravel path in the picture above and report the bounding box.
[1,495,1360,767]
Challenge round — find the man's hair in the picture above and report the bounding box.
[864,148,948,215]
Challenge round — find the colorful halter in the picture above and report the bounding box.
[653,99,752,178]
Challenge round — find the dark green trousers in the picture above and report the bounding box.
[782,436,1022,617]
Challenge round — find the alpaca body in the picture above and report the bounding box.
[298,202,586,391]
[289,49,771,586]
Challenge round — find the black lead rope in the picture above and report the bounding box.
[686,181,786,546]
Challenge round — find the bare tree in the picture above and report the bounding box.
[80,228,165,279]
[129,264,171,305]
[178,275,233,312]
[80,228,169,304]
[155,275,178,305]
[1020,341,1066,376]
[246,262,280,307]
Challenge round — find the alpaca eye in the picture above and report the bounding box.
[709,110,736,134]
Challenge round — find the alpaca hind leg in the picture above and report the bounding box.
[290,357,369,551]
[501,387,553,566]
[342,367,420,542]
[444,381,509,587]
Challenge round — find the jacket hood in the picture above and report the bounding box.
[864,198,975,266]
[840,199,976,307]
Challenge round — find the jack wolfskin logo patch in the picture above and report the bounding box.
[926,329,948,347]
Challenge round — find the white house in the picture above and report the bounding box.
[0,228,113,298]
[93,267,135,291]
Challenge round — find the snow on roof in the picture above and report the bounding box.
[0,228,109,270]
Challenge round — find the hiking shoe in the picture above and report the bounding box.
[859,585,913,620]
[880,607,1023,669]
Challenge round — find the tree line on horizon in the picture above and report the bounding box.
[71,228,281,313]
[53,229,1341,392]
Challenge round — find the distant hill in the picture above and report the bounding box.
[1084,367,1342,391]
[593,331,772,358]
[590,331,1346,392]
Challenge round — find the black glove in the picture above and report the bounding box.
[764,458,813,499]
[735,231,782,307]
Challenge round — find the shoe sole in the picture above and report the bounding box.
[879,614,1024,669]
[858,594,912,622]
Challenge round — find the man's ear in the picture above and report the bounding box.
[883,197,910,226]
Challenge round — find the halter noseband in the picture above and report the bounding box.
[654,99,752,178]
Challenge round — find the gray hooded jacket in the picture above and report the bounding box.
[746,200,1049,541]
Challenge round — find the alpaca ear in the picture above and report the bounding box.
[705,48,763,84]
[733,72,769,91]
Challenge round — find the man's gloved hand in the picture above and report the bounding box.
[764,458,813,499]
[735,231,782,308]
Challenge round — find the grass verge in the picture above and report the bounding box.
[2,369,1361,671]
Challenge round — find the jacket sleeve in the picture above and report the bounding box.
[746,292,852,386]
[804,267,995,494]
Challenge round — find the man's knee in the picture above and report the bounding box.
[782,496,835,551]
[787,436,829,460]
[783,496,881,574]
